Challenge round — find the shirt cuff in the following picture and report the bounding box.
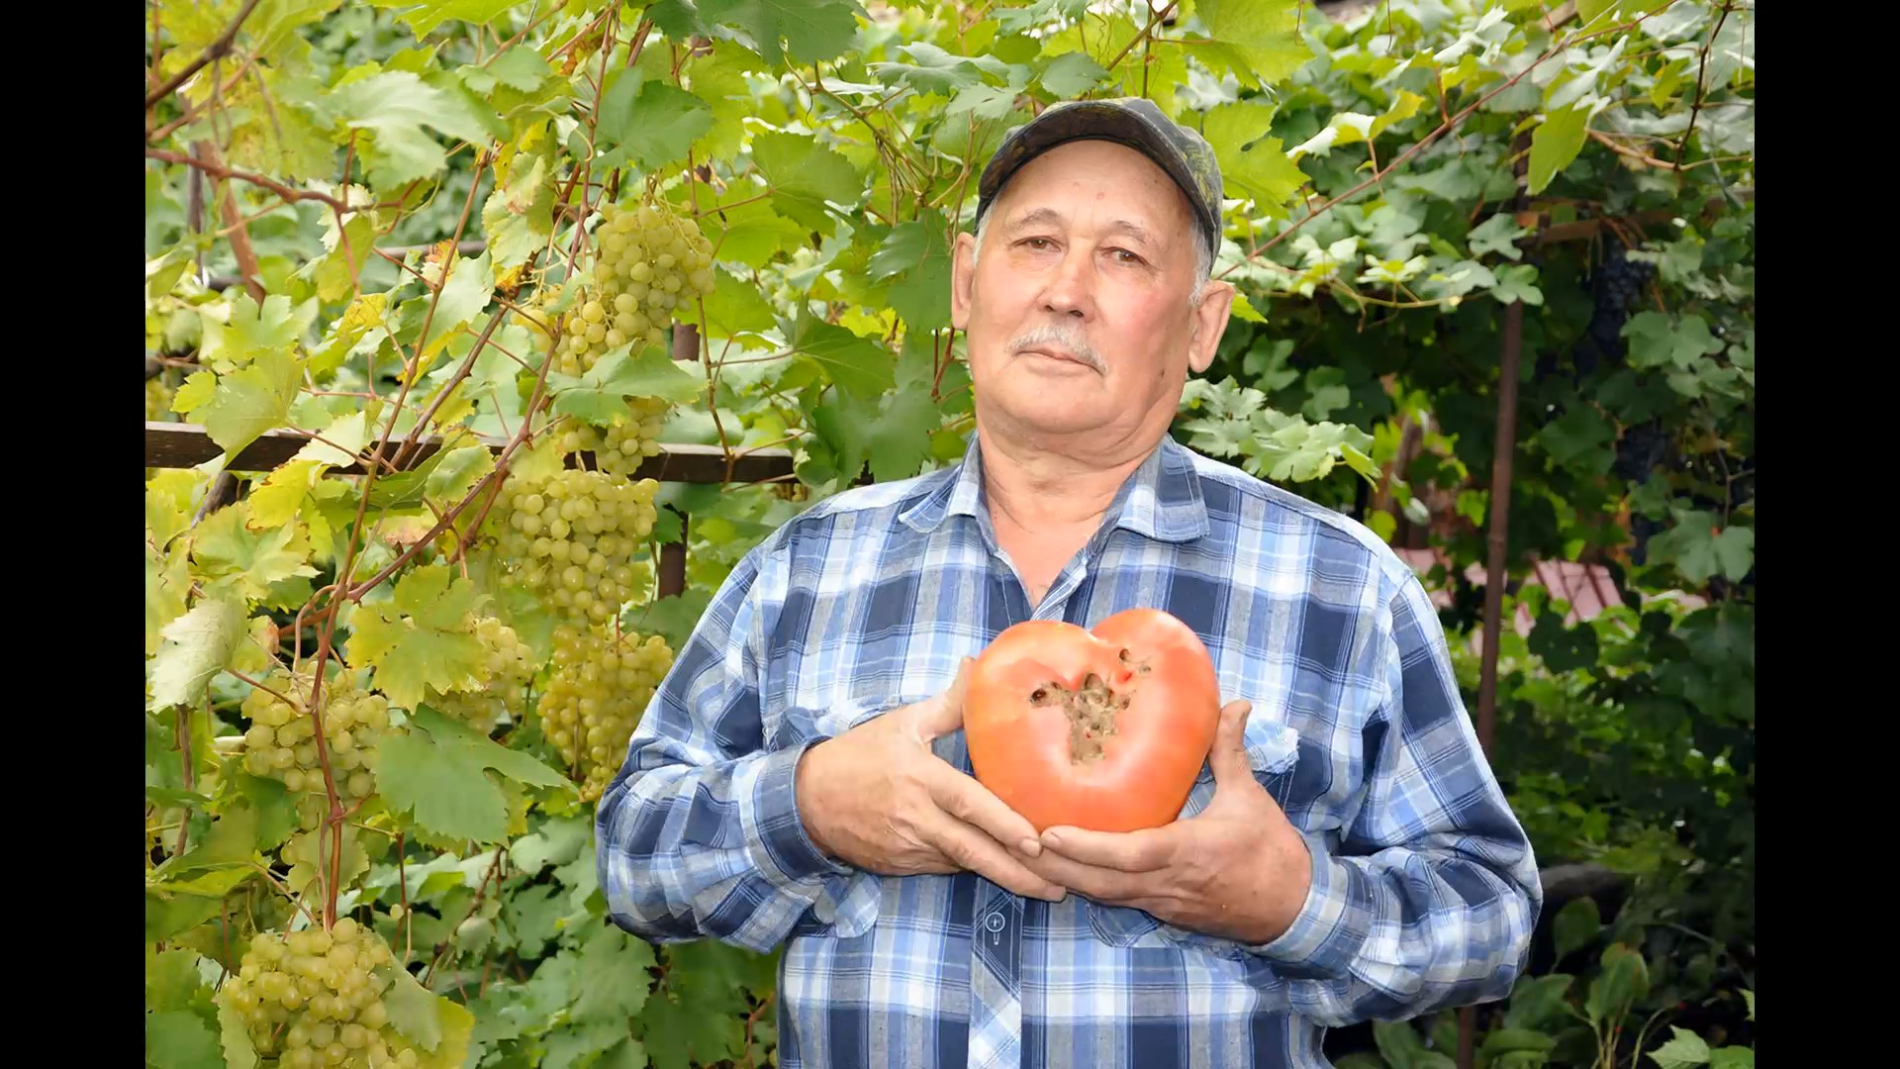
[747,738,856,887]
[1245,833,1368,978]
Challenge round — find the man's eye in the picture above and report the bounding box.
[1023,237,1054,250]
[1110,248,1143,264]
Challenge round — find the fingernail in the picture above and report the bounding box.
[1018,838,1042,857]
[1041,830,1061,848]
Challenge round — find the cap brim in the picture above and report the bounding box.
[978,102,1208,227]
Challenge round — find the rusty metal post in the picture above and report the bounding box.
[1455,297,1525,1069]
[657,513,687,598]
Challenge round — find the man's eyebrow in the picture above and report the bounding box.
[1002,207,1159,247]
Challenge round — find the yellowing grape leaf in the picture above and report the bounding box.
[377,707,569,843]
[146,540,192,656]
[149,593,247,710]
[481,145,555,275]
[383,963,477,1066]
[190,349,306,458]
[192,503,320,601]
[246,460,324,529]
[344,564,487,709]
[199,293,315,371]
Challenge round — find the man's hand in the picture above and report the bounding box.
[794,659,1066,903]
[1023,699,1313,944]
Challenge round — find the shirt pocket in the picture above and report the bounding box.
[1086,714,1302,953]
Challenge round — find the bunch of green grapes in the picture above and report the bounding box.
[216,918,417,1068]
[558,394,671,478]
[240,669,390,832]
[424,616,538,734]
[547,200,718,378]
[487,468,660,627]
[146,377,175,421]
[536,624,674,800]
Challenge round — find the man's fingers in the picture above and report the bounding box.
[911,656,975,742]
[926,766,1042,858]
[1038,824,1176,871]
[927,815,1066,902]
[1020,850,1150,904]
[1208,699,1255,786]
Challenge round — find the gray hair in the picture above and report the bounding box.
[970,209,1213,306]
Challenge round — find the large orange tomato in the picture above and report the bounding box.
[963,608,1222,833]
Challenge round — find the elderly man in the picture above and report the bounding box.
[596,98,1540,1068]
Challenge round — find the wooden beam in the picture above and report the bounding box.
[143,422,797,484]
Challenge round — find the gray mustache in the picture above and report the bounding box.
[1009,325,1105,372]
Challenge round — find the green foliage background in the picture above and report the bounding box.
[144,1,1754,1066]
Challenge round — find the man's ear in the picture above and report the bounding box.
[951,231,978,332]
[1187,279,1236,375]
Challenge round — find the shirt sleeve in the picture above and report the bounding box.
[593,547,858,954]
[1248,568,1543,1025]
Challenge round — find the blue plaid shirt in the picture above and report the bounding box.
[597,433,1540,1068]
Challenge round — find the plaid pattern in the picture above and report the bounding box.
[597,434,1541,1068]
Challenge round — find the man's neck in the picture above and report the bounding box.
[976,424,1158,537]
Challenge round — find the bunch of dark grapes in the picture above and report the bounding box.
[1612,421,1671,485]
[1570,244,1658,380]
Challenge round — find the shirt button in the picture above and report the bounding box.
[984,912,1006,933]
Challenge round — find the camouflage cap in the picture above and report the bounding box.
[975,97,1224,264]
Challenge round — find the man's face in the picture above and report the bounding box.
[951,139,1233,446]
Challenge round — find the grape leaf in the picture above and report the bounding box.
[572,924,658,1022]
[369,0,528,38]
[192,502,320,602]
[1037,51,1107,96]
[751,130,861,233]
[1490,264,1545,306]
[1468,213,1528,260]
[217,1000,259,1069]
[699,191,806,267]
[1196,0,1309,89]
[147,540,193,657]
[1708,1048,1753,1069]
[310,214,376,303]
[149,592,247,709]
[326,71,497,188]
[246,459,324,529]
[598,79,713,170]
[415,253,496,359]
[511,815,593,874]
[783,313,893,399]
[698,0,861,66]
[1204,102,1305,216]
[1528,103,1593,195]
[686,40,763,164]
[703,269,779,337]
[482,146,555,274]
[147,1011,225,1069]
[599,1038,651,1069]
[463,46,550,94]
[869,42,1003,95]
[1649,1027,1713,1069]
[147,946,211,1014]
[183,349,305,457]
[945,83,1021,121]
[639,993,745,1069]
[549,345,707,425]
[1647,512,1754,585]
[345,564,487,708]
[545,1022,638,1069]
[199,293,313,370]
[377,707,568,843]
[384,964,477,1066]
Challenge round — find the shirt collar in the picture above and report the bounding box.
[899,429,1208,544]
